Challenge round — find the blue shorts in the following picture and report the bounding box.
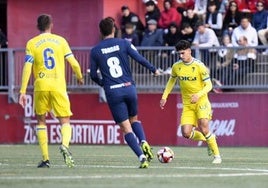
[105,85,137,123]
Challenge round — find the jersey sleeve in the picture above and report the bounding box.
[196,64,212,98]
[161,66,178,100]
[126,41,156,73]
[20,42,34,94]
[90,49,103,86]
[62,38,73,59]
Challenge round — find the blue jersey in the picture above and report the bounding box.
[90,38,156,90]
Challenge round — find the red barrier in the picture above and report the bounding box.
[0,93,267,146]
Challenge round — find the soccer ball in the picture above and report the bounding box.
[157,147,174,163]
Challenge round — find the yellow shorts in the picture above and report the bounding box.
[180,99,212,126]
[34,91,73,117]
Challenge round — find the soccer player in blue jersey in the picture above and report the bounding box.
[90,17,160,168]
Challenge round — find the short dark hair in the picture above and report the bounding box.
[99,17,114,37]
[37,14,52,32]
[175,40,191,51]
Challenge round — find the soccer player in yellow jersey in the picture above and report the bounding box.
[19,14,84,168]
[160,40,222,164]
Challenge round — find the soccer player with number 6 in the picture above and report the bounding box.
[19,14,84,168]
[90,17,160,168]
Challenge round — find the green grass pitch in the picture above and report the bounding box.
[0,145,268,188]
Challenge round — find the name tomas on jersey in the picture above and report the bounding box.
[101,45,120,54]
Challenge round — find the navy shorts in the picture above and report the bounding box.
[105,85,138,123]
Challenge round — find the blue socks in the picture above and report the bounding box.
[131,121,146,143]
[124,132,143,157]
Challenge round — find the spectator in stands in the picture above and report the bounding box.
[205,1,223,37]
[207,0,222,11]
[120,5,145,41]
[236,0,259,14]
[163,22,180,46]
[218,0,229,14]
[222,1,242,37]
[192,21,220,79]
[231,36,256,84]
[181,8,199,31]
[158,0,182,30]
[141,19,163,46]
[142,0,158,4]
[174,0,195,15]
[216,34,235,85]
[193,0,207,20]
[252,1,268,32]
[258,28,268,54]
[122,23,140,46]
[179,23,195,44]
[231,15,258,46]
[144,0,161,28]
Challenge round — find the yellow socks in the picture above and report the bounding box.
[36,125,49,161]
[61,123,72,148]
[205,132,220,156]
[190,130,206,141]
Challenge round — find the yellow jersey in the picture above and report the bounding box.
[162,58,212,104]
[20,33,82,93]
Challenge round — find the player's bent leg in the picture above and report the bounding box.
[205,133,222,164]
[198,119,221,163]
[58,117,74,168]
[130,118,154,162]
[59,145,74,168]
[120,120,149,168]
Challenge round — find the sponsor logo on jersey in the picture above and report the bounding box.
[178,76,197,81]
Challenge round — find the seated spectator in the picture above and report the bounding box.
[205,1,223,37]
[179,23,195,44]
[193,0,207,20]
[218,0,229,14]
[181,8,199,31]
[231,36,256,84]
[258,28,268,54]
[216,35,235,85]
[162,22,180,71]
[158,0,182,30]
[141,19,163,46]
[174,0,195,15]
[231,15,258,47]
[120,5,145,41]
[207,0,222,11]
[121,23,140,46]
[236,0,258,14]
[144,0,161,28]
[163,22,180,46]
[192,21,220,79]
[222,1,242,37]
[252,1,268,32]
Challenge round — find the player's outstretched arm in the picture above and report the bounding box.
[126,42,157,73]
[160,75,177,109]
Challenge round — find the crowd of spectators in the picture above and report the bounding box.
[119,0,268,86]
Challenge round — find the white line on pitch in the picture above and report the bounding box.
[1,163,268,173]
[0,173,268,180]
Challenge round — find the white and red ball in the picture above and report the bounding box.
[157,147,174,163]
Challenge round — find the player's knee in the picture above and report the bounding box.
[129,116,138,124]
[182,131,191,139]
